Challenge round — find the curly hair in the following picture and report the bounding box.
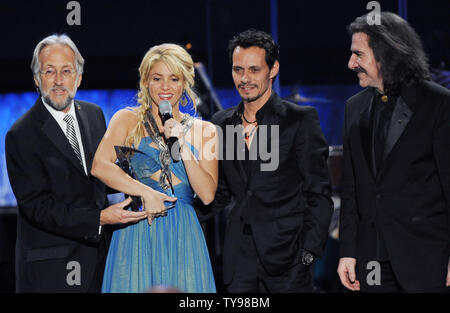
[348,12,431,94]
[125,43,198,148]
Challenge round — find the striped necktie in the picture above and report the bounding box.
[63,114,83,168]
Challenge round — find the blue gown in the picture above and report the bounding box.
[101,137,216,293]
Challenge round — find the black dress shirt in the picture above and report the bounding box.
[372,93,397,172]
[371,93,397,261]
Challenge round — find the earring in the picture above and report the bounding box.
[181,91,189,107]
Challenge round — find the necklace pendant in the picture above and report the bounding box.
[160,149,171,165]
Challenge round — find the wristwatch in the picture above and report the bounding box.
[301,250,315,266]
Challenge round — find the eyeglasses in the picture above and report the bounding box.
[39,68,77,79]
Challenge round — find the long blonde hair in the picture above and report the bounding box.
[125,43,198,148]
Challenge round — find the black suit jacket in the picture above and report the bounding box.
[208,92,333,284]
[5,98,108,292]
[339,81,450,291]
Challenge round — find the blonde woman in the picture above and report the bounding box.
[91,44,218,292]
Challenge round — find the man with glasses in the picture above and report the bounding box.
[5,34,147,292]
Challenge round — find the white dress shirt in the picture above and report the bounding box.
[42,98,88,175]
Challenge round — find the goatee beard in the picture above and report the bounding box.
[40,84,77,111]
[43,94,74,111]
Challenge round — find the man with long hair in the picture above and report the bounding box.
[338,12,450,292]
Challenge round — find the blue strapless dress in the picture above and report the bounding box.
[101,137,216,293]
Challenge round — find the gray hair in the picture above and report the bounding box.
[31,34,85,76]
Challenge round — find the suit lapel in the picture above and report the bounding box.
[223,112,249,185]
[357,93,376,177]
[249,102,281,177]
[37,99,86,175]
[376,83,417,180]
[235,129,249,185]
[249,131,261,176]
[382,97,414,161]
[75,101,94,173]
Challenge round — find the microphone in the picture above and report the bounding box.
[159,100,180,161]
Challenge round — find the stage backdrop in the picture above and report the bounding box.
[0,84,361,206]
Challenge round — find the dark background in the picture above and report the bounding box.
[1,0,448,92]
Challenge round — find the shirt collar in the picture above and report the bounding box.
[233,91,276,125]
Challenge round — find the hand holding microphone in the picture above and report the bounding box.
[159,100,183,161]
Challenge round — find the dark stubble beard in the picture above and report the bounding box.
[238,83,264,103]
[242,94,262,103]
[238,74,273,103]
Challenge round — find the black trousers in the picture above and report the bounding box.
[87,237,108,293]
[226,227,313,293]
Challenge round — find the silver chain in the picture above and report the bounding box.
[143,110,193,193]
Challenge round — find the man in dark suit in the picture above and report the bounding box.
[338,12,450,293]
[5,34,147,292]
[204,29,333,292]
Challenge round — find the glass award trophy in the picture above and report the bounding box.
[114,145,144,211]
